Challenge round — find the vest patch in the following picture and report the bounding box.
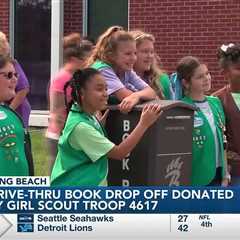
[194,116,204,128]
[0,111,7,120]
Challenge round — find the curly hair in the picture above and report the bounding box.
[217,44,240,69]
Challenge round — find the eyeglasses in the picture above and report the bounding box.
[0,71,18,80]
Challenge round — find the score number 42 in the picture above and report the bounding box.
[177,215,189,232]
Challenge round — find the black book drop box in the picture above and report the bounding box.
[105,100,196,186]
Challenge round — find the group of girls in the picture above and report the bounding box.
[50,26,240,187]
[1,25,239,188]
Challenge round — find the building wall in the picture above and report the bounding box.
[0,0,9,38]
[129,0,240,91]
[64,0,83,35]
[2,0,240,91]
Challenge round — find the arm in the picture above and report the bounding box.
[49,91,67,130]
[134,86,157,100]
[128,70,157,100]
[118,87,157,113]
[221,150,231,187]
[114,88,134,100]
[108,104,161,160]
[216,97,230,186]
[10,60,30,110]
[107,121,147,160]
[100,68,156,100]
[114,85,156,101]
[70,104,161,161]
[48,70,72,130]
[9,87,29,110]
[117,71,157,112]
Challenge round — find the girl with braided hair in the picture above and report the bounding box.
[51,68,162,186]
[213,43,240,185]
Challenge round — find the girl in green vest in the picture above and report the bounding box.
[176,56,229,186]
[50,68,162,186]
[130,30,171,100]
[86,26,157,113]
[0,55,29,176]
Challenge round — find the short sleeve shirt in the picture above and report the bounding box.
[99,67,149,95]
[69,120,115,162]
[50,68,72,95]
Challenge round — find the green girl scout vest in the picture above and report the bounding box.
[91,60,111,70]
[51,103,108,186]
[0,104,29,176]
[182,96,226,186]
[158,73,171,100]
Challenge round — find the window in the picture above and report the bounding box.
[87,0,128,42]
[14,0,51,110]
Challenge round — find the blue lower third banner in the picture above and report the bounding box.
[1,187,240,239]
[0,187,239,214]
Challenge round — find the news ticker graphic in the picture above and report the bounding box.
[1,177,240,239]
[1,214,240,239]
[0,215,12,238]
[0,187,238,213]
[0,177,49,187]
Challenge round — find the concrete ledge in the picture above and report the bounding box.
[29,110,49,127]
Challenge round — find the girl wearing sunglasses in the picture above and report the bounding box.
[0,55,30,176]
[0,31,34,176]
[0,31,31,129]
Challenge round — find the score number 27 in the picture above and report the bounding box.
[177,215,189,232]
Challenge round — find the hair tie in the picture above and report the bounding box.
[220,43,235,53]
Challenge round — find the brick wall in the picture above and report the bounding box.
[0,0,9,37]
[2,0,240,91]
[64,0,83,35]
[129,0,240,91]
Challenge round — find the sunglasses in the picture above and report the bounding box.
[0,71,18,80]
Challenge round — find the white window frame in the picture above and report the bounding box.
[9,0,64,127]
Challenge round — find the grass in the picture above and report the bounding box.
[30,128,49,176]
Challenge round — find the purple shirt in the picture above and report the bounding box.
[99,67,149,95]
[13,60,31,128]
